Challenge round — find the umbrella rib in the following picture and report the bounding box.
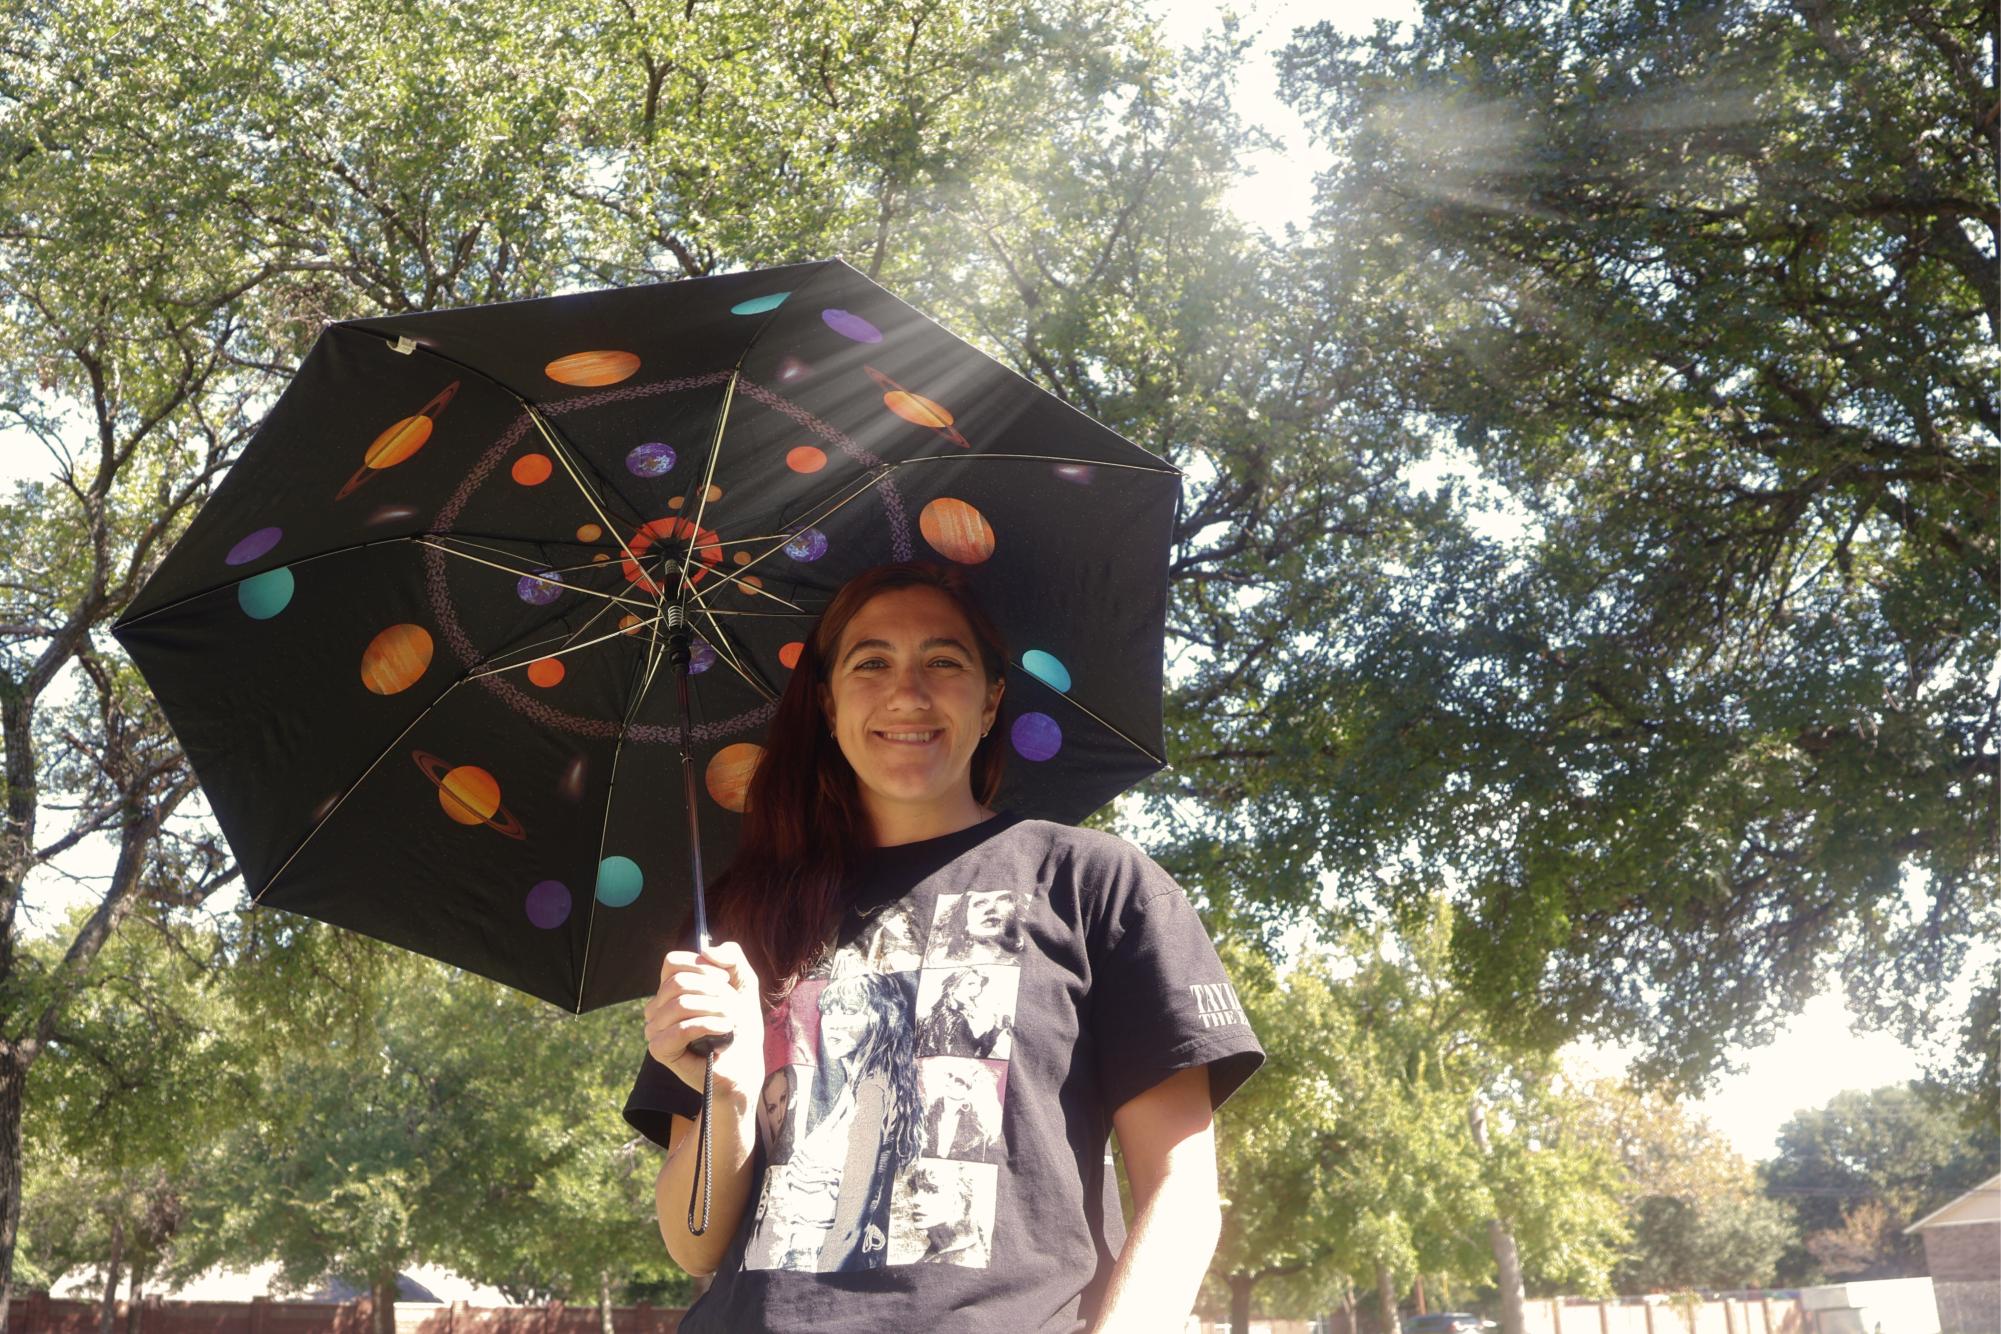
[465,611,663,682]
[415,538,655,610]
[893,451,1179,475]
[430,534,630,580]
[523,404,660,586]
[685,602,778,704]
[691,468,888,600]
[249,670,477,906]
[1011,659,1166,767]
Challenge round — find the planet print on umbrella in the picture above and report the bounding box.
[411,752,527,838]
[335,381,459,500]
[596,856,643,907]
[784,528,828,562]
[1011,713,1062,762]
[545,350,639,387]
[526,657,565,688]
[778,642,804,670]
[367,502,421,526]
[525,880,571,929]
[225,527,282,567]
[1020,649,1071,694]
[360,623,434,695]
[776,355,812,383]
[1053,463,1095,485]
[511,453,552,486]
[689,639,717,674]
[786,445,827,474]
[706,743,764,813]
[517,569,565,605]
[821,309,883,343]
[918,498,995,564]
[621,517,722,596]
[238,567,295,620]
[731,291,790,315]
[627,442,676,476]
[863,365,969,448]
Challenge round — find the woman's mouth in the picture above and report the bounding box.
[874,729,940,745]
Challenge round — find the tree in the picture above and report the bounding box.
[1762,1083,1999,1283]
[1228,0,2000,1090]
[1575,1081,1795,1291]
[4,0,1299,1318]
[1201,907,1626,1334]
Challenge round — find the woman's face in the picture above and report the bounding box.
[819,993,871,1064]
[962,888,1014,943]
[820,586,1002,832]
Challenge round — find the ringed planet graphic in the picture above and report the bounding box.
[336,381,460,500]
[412,752,527,838]
[919,497,995,564]
[863,365,969,448]
[545,350,640,386]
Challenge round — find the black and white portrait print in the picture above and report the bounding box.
[888,1159,998,1267]
[918,1056,1007,1163]
[925,887,1032,966]
[913,965,1018,1061]
[743,886,1028,1274]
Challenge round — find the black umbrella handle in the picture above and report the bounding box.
[666,603,730,1238]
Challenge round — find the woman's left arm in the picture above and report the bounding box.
[1091,1064,1222,1334]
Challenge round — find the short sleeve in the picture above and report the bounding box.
[623,1048,702,1151]
[1088,869,1264,1116]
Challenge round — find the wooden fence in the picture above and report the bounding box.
[12,1295,686,1334]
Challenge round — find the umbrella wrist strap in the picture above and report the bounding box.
[686,1050,717,1236]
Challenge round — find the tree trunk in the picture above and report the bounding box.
[372,1270,397,1334]
[97,1214,126,1334]
[1229,1272,1254,1334]
[0,1045,27,1334]
[1376,1259,1398,1334]
[125,1262,142,1334]
[1414,1275,1427,1317]
[597,1270,614,1334]
[1468,1097,1528,1334]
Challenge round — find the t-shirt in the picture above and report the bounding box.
[622,812,1264,1333]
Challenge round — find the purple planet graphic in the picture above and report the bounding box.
[1053,464,1095,484]
[784,528,828,562]
[366,503,421,525]
[1011,712,1062,762]
[517,570,564,605]
[689,639,717,674]
[627,442,676,476]
[776,355,812,382]
[225,527,282,566]
[526,880,571,929]
[822,308,883,343]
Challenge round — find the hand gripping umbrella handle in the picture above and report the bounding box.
[666,603,730,1236]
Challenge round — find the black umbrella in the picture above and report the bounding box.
[113,258,1179,1017]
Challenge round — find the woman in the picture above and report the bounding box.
[626,561,1264,1332]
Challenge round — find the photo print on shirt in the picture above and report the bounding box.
[887,1158,999,1267]
[742,889,1028,1275]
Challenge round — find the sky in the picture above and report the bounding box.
[0,0,1933,1167]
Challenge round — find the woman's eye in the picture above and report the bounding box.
[930,658,965,670]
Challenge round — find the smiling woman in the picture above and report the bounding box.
[624,561,1267,1333]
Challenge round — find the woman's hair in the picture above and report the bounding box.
[709,561,1009,996]
[820,974,924,1168]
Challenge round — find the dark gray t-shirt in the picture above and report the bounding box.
[622,813,1264,1333]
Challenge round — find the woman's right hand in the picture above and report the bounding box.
[645,940,766,1097]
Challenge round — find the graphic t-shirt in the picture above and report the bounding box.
[622,812,1264,1333]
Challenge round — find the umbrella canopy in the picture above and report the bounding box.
[113,258,1178,1013]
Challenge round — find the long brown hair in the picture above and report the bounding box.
[710,561,1009,997]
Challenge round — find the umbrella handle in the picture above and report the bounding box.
[686,1049,719,1236]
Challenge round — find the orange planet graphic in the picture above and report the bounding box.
[577,523,602,542]
[360,623,434,695]
[919,497,995,564]
[545,350,640,386]
[412,752,526,838]
[619,614,644,634]
[512,453,553,485]
[787,446,827,473]
[706,743,764,813]
[778,642,804,670]
[864,365,969,448]
[336,381,460,500]
[526,657,565,687]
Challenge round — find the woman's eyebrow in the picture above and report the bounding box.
[840,635,974,664]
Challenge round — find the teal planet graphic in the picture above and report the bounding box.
[238,567,294,619]
[732,292,790,315]
[1021,650,1070,693]
[596,855,642,906]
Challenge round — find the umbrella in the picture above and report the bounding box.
[112,258,1180,1017]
